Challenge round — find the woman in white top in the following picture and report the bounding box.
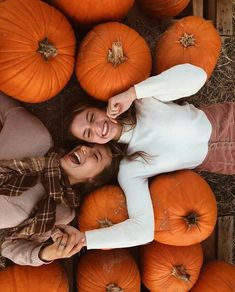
[66,63,235,250]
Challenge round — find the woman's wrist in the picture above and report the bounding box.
[82,232,87,246]
[128,86,137,102]
[39,245,52,262]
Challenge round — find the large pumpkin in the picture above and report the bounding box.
[76,249,141,292]
[155,16,221,78]
[77,185,128,231]
[190,260,235,291]
[141,241,203,292]
[0,262,68,291]
[51,0,134,26]
[150,170,217,246]
[76,22,152,101]
[138,0,190,19]
[0,0,76,103]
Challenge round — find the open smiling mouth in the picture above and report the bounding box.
[69,151,81,165]
[102,121,109,137]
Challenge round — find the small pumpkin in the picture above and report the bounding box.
[138,0,190,19]
[141,241,203,292]
[155,16,221,78]
[190,260,235,291]
[0,0,76,103]
[51,0,134,26]
[76,249,141,292]
[150,170,217,246]
[76,22,152,101]
[77,185,128,231]
[0,262,68,292]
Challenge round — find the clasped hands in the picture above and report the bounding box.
[39,225,86,262]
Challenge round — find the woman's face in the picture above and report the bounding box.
[70,107,121,144]
[60,144,112,185]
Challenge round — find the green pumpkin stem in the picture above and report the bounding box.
[106,283,124,292]
[171,265,190,282]
[108,39,127,67]
[178,33,196,48]
[37,38,58,60]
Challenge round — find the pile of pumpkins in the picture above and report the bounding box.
[0,0,221,103]
[0,0,233,292]
[76,170,235,291]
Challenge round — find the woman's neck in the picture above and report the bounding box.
[114,123,123,141]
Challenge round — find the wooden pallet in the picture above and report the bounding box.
[202,215,235,264]
[192,0,233,36]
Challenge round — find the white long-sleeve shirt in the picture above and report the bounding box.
[85,64,211,249]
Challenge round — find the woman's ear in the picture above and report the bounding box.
[88,177,99,186]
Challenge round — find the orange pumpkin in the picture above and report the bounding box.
[190,260,235,291]
[51,0,134,26]
[0,0,76,103]
[76,22,152,101]
[155,16,221,78]
[0,262,68,292]
[76,249,141,292]
[138,0,190,19]
[141,241,203,292]
[150,170,217,246]
[78,185,128,231]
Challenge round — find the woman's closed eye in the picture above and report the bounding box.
[93,150,102,163]
[90,113,94,122]
[84,128,91,139]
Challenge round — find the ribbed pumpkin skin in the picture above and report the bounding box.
[77,249,141,292]
[155,16,221,78]
[139,0,190,18]
[77,185,128,231]
[0,0,76,103]
[76,22,152,101]
[0,262,68,292]
[150,170,217,246]
[190,261,235,291]
[51,0,134,26]
[141,241,203,292]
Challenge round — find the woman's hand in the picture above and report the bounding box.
[107,86,137,120]
[39,225,86,262]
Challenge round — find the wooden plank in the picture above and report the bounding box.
[207,0,216,26]
[192,0,204,17]
[217,216,234,264]
[216,0,233,35]
[201,228,217,263]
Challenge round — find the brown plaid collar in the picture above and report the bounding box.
[0,152,80,239]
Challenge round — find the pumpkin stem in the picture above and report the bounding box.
[108,39,127,67]
[183,212,198,227]
[106,283,124,292]
[98,218,113,228]
[37,38,58,60]
[171,265,190,282]
[178,33,196,48]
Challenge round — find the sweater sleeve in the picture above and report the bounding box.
[134,64,207,102]
[1,239,51,266]
[85,166,154,249]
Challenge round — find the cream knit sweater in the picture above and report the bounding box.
[85,64,210,249]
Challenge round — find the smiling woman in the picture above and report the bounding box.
[0,93,121,268]
[70,107,122,144]
[60,144,113,186]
